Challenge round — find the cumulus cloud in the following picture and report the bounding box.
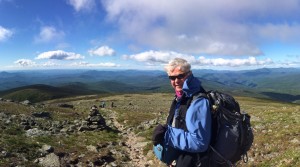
[41,61,60,67]
[0,26,13,42]
[67,0,96,12]
[196,56,273,67]
[35,50,84,60]
[12,59,119,69]
[102,0,300,56]
[88,46,116,56]
[34,26,65,43]
[123,50,195,64]
[14,59,36,67]
[124,50,273,67]
[70,61,120,67]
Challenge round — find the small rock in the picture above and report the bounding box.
[86,145,98,152]
[38,153,60,167]
[41,144,54,153]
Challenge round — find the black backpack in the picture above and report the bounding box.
[193,90,254,166]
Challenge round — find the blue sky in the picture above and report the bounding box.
[1,0,300,71]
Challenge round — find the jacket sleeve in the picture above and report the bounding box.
[164,97,211,153]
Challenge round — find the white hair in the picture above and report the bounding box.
[164,58,191,75]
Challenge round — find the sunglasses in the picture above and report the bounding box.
[168,72,189,80]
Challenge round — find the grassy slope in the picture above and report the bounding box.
[0,84,70,102]
[0,79,172,104]
[48,93,300,166]
[0,97,119,166]
[1,93,299,166]
[105,94,300,167]
[0,84,105,103]
[236,97,300,166]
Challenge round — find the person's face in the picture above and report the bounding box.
[168,67,190,92]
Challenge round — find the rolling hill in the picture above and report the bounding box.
[1,68,300,103]
[0,84,70,102]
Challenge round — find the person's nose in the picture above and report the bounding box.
[174,78,181,83]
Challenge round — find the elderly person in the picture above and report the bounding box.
[153,58,212,167]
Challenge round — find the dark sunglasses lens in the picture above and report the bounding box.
[169,76,176,80]
[168,73,186,80]
[177,74,185,79]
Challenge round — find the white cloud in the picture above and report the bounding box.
[0,26,13,42]
[123,50,196,64]
[67,0,95,12]
[14,59,36,67]
[70,61,120,67]
[124,50,273,67]
[196,56,273,67]
[102,0,300,56]
[88,45,116,56]
[41,61,60,67]
[35,50,84,60]
[34,26,65,43]
[12,59,119,69]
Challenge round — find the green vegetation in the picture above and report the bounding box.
[236,97,300,166]
[98,93,171,128]
[0,102,33,115]
[0,84,73,103]
[0,93,299,166]
[2,69,300,104]
[0,84,106,103]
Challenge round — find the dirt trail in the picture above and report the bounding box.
[106,109,150,167]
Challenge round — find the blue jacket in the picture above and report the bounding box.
[164,74,212,153]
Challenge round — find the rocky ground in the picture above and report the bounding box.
[0,98,166,167]
[106,109,151,167]
[1,94,299,167]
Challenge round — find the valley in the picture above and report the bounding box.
[0,68,300,166]
[1,68,300,104]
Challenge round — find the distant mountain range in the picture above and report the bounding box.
[0,68,300,104]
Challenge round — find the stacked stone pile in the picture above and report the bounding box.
[0,103,108,137]
[79,105,107,131]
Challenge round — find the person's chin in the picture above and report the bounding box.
[175,88,183,91]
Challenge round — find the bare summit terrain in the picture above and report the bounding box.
[0,93,299,167]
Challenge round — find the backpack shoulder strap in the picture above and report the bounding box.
[186,91,208,110]
[192,92,208,101]
[191,86,208,103]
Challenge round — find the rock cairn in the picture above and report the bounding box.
[0,104,108,137]
[79,105,107,131]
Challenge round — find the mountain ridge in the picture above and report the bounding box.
[1,68,300,103]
